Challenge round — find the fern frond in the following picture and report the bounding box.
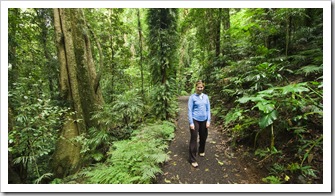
[34,173,53,184]
[296,65,322,76]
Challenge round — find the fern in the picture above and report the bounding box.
[296,65,322,76]
[262,175,282,184]
[85,121,175,184]
[224,108,243,126]
[34,173,53,184]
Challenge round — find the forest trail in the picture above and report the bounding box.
[155,96,266,184]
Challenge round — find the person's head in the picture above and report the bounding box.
[195,80,205,94]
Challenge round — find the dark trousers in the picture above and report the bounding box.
[189,119,208,163]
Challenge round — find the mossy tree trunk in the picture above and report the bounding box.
[52,8,103,178]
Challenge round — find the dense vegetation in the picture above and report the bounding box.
[8,8,323,184]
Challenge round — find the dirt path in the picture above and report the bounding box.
[155,96,266,184]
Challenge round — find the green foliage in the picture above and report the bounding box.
[243,62,284,91]
[84,121,175,184]
[110,90,145,127]
[262,175,282,184]
[150,81,179,121]
[8,7,324,184]
[180,90,189,96]
[77,90,146,163]
[146,9,179,121]
[237,82,320,129]
[9,81,68,183]
[296,65,323,77]
[33,173,53,184]
[235,82,322,150]
[263,162,318,184]
[146,8,179,85]
[50,178,63,184]
[224,108,244,126]
[298,135,323,167]
[93,89,145,129]
[255,147,282,158]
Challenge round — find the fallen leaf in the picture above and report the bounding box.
[205,168,209,172]
[308,154,314,163]
[164,178,171,183]
[285,175,290,181]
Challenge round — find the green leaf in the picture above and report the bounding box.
[281,83,309,95]
[237,96,252,103]
[259,110,278,129]
[237,95,263,104]
[92,153,104,162]
[254,101,275,113]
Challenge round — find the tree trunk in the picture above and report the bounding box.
[221,8,230,67]
[285,15,292,56]
[305,8,313,27]
[52,8,103,178]
[223,8,230,30]
[215,8,221,58]
[108,8,116,103]
[137,8,144,101]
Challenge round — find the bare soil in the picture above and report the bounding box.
[155,96,268,184]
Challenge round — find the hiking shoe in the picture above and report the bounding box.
[191,162,198,168]
[199,153,205,157]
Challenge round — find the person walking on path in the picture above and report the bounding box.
[188,80,211,168]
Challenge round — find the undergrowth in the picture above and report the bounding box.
[80,121,175,184]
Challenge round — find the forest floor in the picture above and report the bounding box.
[155,96,268,184]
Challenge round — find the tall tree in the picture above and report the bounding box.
[215,8,222,58]
[137,8,144,100]
[147,8,179,85]
[52,8,104,177]
[146,8,179,120]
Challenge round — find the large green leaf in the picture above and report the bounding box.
[254,101,275,113]
[237,95,264,104]
[259,110,278,129]
[281,83,309,95]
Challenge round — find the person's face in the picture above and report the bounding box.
[196,84,204,94]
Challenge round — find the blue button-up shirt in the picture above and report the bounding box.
[188,93,211,126]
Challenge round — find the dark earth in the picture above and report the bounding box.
[155,96,268,184]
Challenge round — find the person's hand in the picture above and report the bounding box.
[190,124,195,130]
[206,122,210,128]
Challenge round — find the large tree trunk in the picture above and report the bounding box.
[52,8,103,178]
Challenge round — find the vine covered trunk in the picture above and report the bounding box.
[52,8,103,178]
